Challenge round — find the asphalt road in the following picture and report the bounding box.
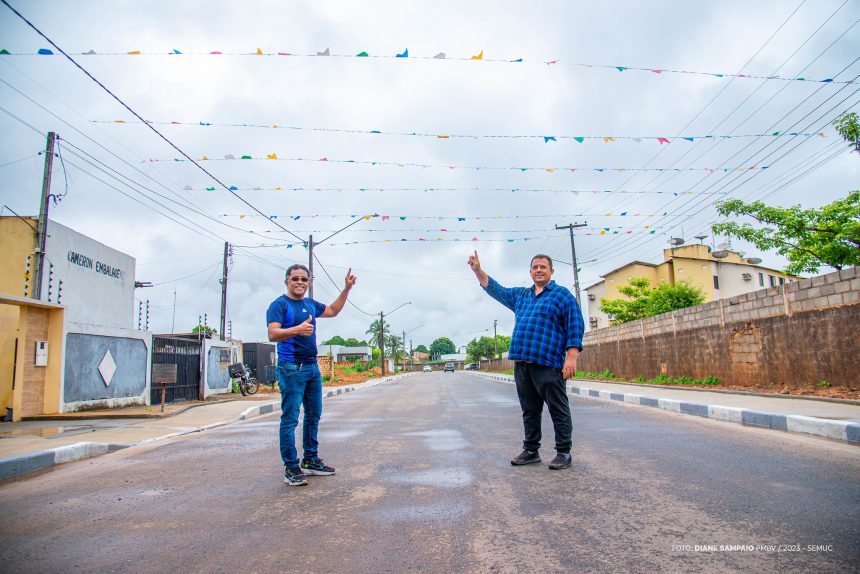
[1,373,858,573]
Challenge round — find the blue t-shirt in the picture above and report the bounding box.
[266,295,327,364]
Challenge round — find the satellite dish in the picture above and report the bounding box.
[716,242,732,250]
[712,250,729,259]
[694,234,708,243]
[746,257,762,265]
[668,237,685,246]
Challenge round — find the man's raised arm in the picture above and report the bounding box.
[468,251,489,288]
[320,267,357,318]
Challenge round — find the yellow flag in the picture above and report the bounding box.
[471,50,483,60]
[267,153,278,160]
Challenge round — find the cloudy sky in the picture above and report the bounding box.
[1,0,858,349]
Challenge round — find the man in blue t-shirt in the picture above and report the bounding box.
[266,263,356,486]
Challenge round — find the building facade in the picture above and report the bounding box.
[584,243,797,330]
[0,217,149,419]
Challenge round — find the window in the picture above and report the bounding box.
[758,273,764,287]
[713,275,720,289]
[779,277,785,285]
[769,275,776,287]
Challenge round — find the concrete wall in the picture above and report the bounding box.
[42,220,136,329]
[204,339,232,396]
[61,322,151,412]
[578,268,860,389]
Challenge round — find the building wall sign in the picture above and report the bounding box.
[67,251,125,280]
[44,221,136,329]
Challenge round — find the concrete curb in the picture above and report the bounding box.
[0,372,415,481]
[0,441,128,480]
[471,372,860,445]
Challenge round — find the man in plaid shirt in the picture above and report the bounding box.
[468,251,584,470]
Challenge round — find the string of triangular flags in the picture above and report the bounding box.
[98,119,826,145]
[271,229,665,247]
[151,154,770,173]
[3,48,849,84]
[248,225,672,233]
[184,185,728,196]
[221,212,686,220]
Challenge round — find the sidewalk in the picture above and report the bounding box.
[0,373,411,481]
[470,372,860,445]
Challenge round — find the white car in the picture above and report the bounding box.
[422,365,432,372]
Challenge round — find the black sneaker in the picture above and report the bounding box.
[284,466,308,486]
[510,449,541,466]
[548,453,572,470]
[300,457,336,476]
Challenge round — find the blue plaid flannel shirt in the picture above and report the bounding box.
[484,276,584,369]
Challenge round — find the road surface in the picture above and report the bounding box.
[1,373,858,573]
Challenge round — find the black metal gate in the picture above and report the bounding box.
[151,336,201,403]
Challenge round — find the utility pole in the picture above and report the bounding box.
[220,242,230,340]
[33,132,56,300]
[379,311,385,376]
[307,234,314,299]
[402,330,407,371]
[555,221,587,304]
[493,319,498,359]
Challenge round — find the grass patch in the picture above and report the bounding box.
[575,370,616,380]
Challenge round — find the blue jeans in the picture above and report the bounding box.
[277,362,322,468]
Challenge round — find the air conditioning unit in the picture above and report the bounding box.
[741,272,752,281]
[589,317,599,328]
[588,293,596,301]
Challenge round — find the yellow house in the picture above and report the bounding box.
[584,243,797,329]
[0,216,66,419]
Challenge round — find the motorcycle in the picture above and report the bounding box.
[228,363,259,396]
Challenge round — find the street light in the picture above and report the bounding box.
[379,301,411,375]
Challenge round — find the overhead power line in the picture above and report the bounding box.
[1,0,305,244]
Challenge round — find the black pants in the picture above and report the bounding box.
[514,362,572,454]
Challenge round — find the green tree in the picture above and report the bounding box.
[429,337,456,358]
[600,278,705,324]
[365,319,391,349]
[415,344,429,354]
[322,335,347,345]
[385,334,404,360]
[833,111,859,153]
[466,335,512,361]
[711,112,860,275]
[345,337,363,347]
[192,325,217,336]
[712,193,860,275]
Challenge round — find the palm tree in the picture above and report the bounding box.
[366,319,391,349]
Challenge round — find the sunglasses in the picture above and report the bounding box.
[289,276,309,283]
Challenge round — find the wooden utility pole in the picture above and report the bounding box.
[33,132,56,300]
[379,311,386,376]
[220,242,230,340]
[307,234,315,299]
[555,222,587,304]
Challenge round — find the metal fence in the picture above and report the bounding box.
[151,336,201,403]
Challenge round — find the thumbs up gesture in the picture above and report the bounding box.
[295,314,315,336]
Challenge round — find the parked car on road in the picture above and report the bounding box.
[422,365,432,372]
[444,362,455,372]
[464,363,479,370]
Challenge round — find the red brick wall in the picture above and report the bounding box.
[578,267,860,389]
